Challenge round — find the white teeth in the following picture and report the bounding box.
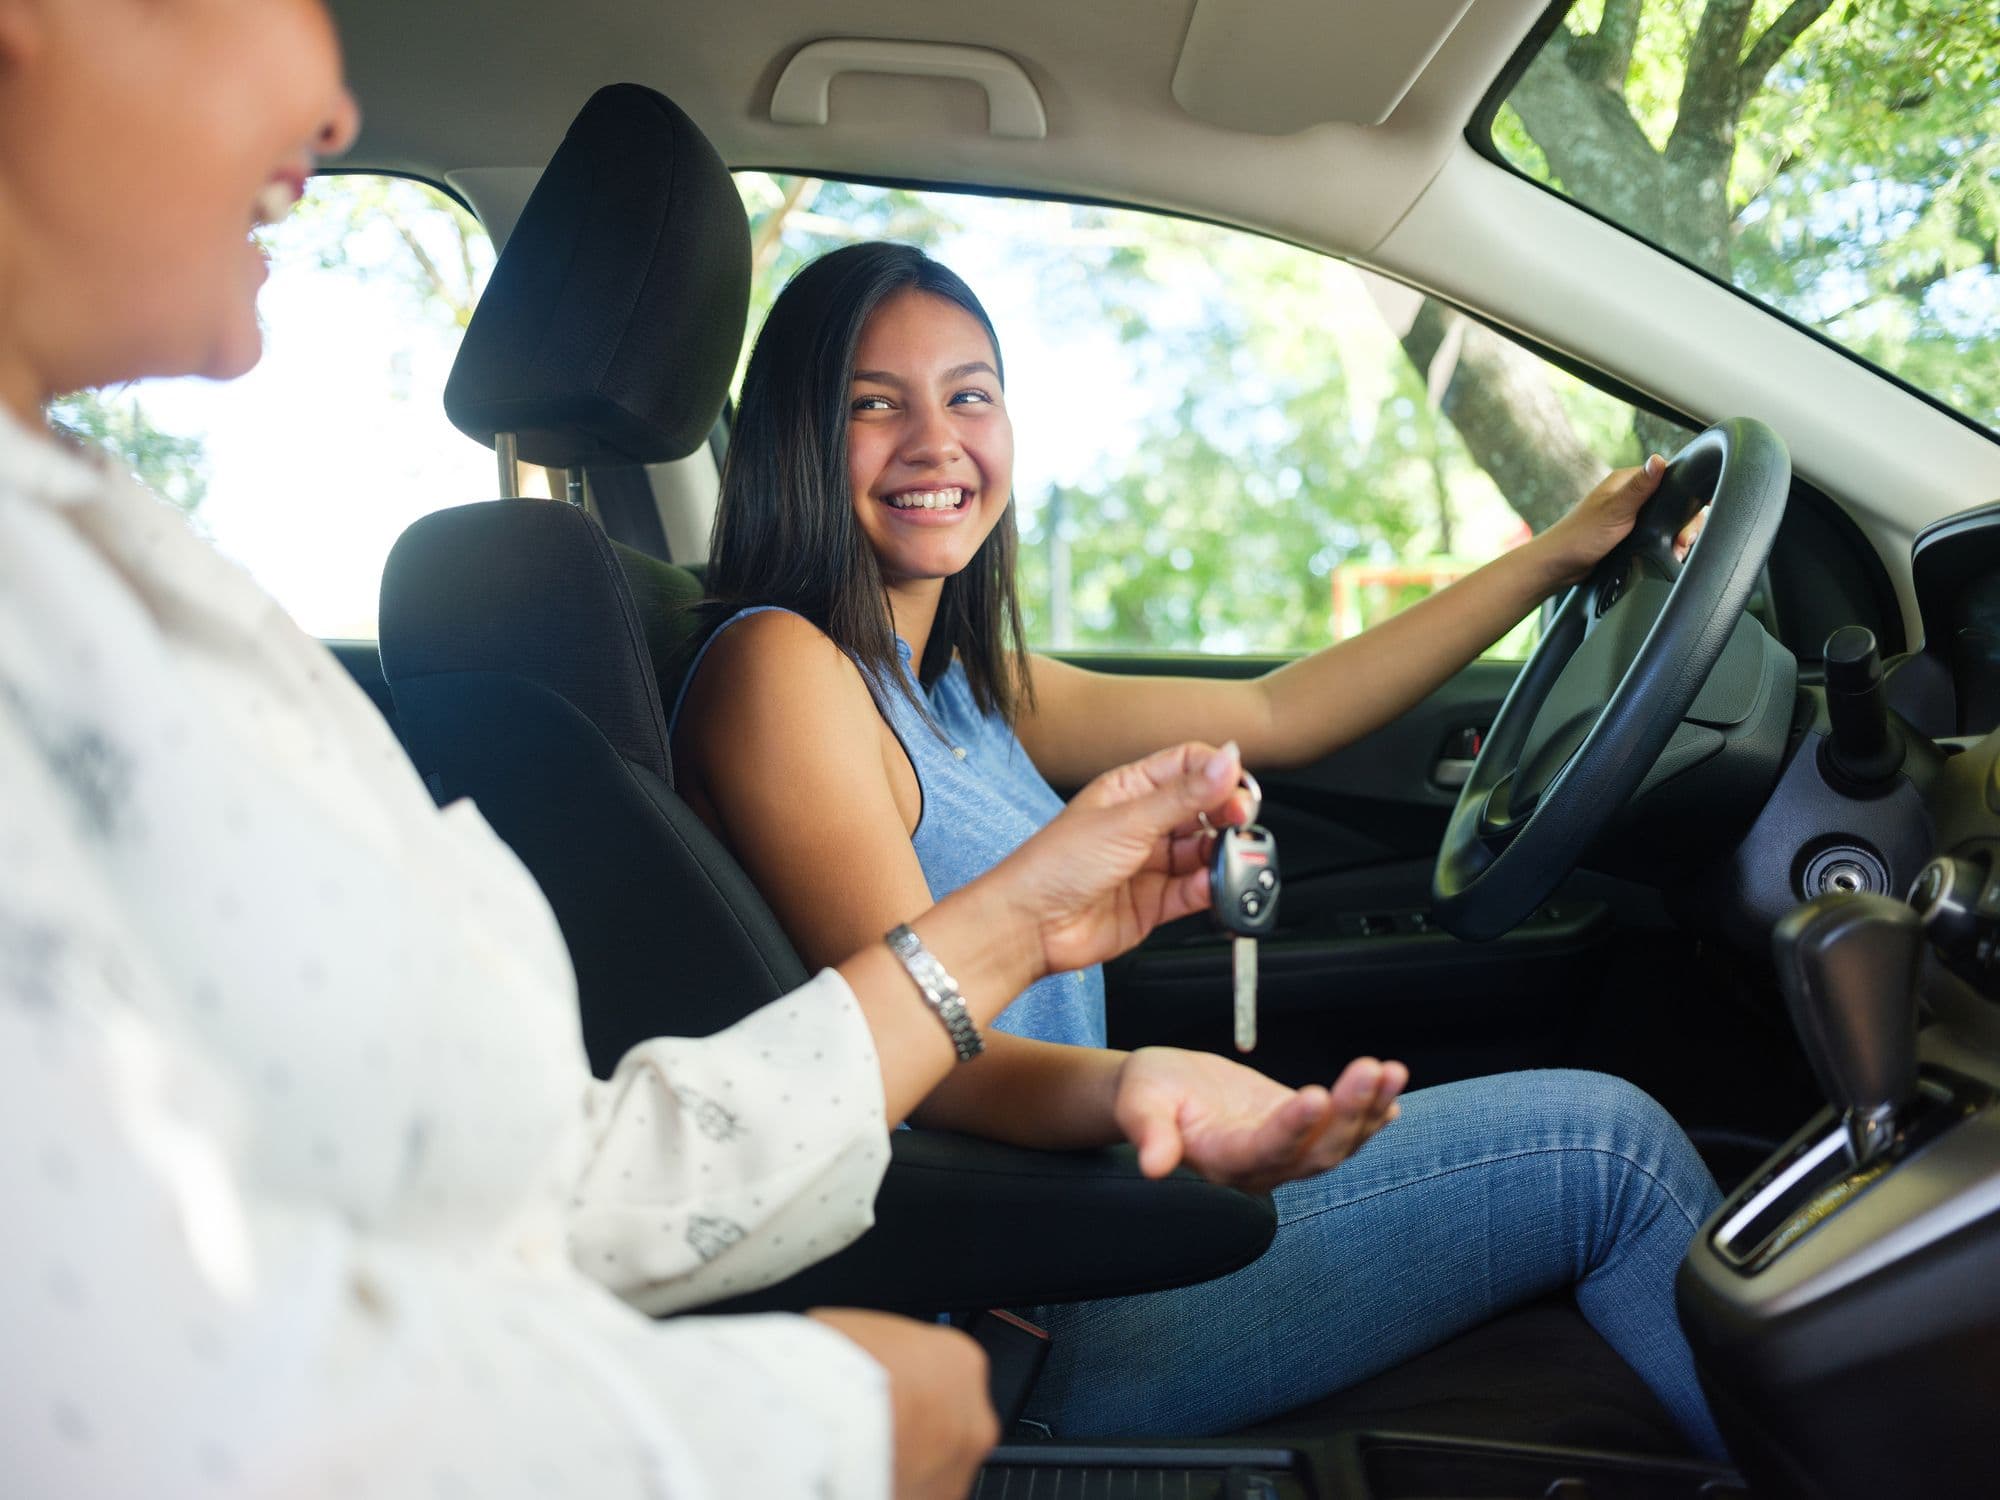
[887,488,967,510]
[252,182,295,227]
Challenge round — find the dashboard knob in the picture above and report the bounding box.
[1909,855,1985,960]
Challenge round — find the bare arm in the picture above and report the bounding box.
[673,610,1132,1146]
[676,612,1408,1174]
[1017,460,1669,786]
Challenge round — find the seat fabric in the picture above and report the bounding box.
[1241,1294,1689,1457]
[380,499,803,1065]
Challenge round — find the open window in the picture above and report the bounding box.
[734,173,1696,659]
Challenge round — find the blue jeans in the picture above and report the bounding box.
[1022,1069,1727,1460]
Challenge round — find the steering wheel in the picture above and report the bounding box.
[1431,418,1792,941]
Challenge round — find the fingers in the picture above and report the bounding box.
[1119,740,1256,849]
[1226,1082,1337,1185]
[1130,1098,1186,1178]
[1070,740,1260,852]
[1604,453,1666,514]
[1149,865,1217,928]
[1277,1057,1408,1181]
[1674,504,1709,561]
[1084,738,1237,804]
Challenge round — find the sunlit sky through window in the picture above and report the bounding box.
[96,176,1547,649]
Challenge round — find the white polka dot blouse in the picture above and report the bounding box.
[0,410,895,1497]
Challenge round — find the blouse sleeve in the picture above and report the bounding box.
[0,705,892,1499]
[569,970,892,1315]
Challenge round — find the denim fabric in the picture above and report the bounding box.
[1024,1068,1727,1459]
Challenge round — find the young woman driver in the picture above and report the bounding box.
[672,241,1730,1457]
[0,6,1414,1498]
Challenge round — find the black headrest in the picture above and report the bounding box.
[443,83,750,468]
[379,500,673,783]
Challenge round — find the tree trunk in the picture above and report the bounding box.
[1390,0,1833,531]
[1398,300,1603,533]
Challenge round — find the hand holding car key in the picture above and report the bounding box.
[1204,770,1279,1052]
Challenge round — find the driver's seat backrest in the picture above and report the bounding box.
[377,84,806,1071]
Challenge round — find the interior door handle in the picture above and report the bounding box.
[1432,757,1476,789]
[1432,725,1485,789]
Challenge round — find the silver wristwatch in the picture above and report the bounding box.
[884,924,985,1063]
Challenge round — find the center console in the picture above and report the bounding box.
[975,1435,1743,1499]
[1676,864,2000,1499]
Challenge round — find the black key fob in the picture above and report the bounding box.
[1210,824,1280,937]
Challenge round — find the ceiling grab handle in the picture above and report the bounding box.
[770,39,1047,140]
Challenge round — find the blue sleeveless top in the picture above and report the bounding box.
[671,606,1105,1048]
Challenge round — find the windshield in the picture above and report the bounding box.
[1488,0,1999,433]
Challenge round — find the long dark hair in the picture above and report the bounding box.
[704,241,1033,724]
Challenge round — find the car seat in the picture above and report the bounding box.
[375,82,1274,1316]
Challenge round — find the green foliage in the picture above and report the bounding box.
[1732,1,2000,424]
[279,175,493,331]
[737,174,962,384]
[738,182,1605,656]
[47,389,208,517]
[1502,0,1999,428]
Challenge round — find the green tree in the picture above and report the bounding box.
[47,388,209,516]
[282,174,491,331]
[1498,0,1999,426]
[736,174,964,384]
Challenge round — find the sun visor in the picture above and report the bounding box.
[443,83,749,469]
[1172,0,1474,135]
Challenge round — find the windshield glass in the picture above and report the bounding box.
[1489,0,1999,432]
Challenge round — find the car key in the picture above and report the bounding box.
[1209,793,1280,1054]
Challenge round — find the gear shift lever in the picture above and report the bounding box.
[1772,893,1923,1165]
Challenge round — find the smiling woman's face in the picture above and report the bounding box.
[0,0,360,413]
[846,288,1014,589]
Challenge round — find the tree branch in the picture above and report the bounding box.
[1595,0,1644,88]
[1510,30,1670,241]
[457,222,479,322]
[1818,244,2000,325]
[1732,147,1800,221]
[389,218,460,325]
[1739,0,1834,95]
[751,175,817,276]
[1672,0,1755,157]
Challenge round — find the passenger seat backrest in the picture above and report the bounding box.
[378,84,801,1072]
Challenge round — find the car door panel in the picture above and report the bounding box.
[1065,653,1621,1084]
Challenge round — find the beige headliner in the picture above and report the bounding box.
[330,0,2000,635]
[332,0,1541,255]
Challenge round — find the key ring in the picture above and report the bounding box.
[1197,768,1262,836]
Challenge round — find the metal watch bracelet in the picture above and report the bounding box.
[884,923,985,1063]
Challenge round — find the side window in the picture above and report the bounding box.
[737,175,1694,657]
[48,175,499,640]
